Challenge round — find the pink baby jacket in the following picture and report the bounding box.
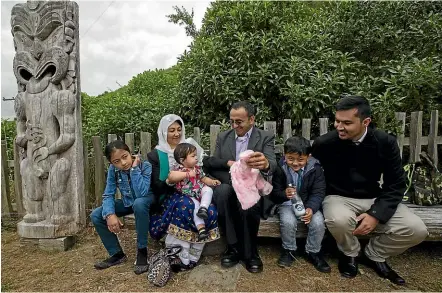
[230,150,273,210]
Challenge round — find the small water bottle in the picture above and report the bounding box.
[288,183,305,219]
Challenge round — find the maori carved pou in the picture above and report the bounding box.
[12,1,85,238]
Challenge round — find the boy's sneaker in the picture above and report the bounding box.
[134,247,149,275]
[306,252,331,273]
[277,249,296,267]
[94,251,127,270]
[196,207,208,220]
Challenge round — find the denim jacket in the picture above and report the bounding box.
[101,160,154,219]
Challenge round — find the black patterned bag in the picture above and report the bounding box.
[147,245,182,287]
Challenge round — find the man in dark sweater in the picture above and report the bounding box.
[312,95,428,285]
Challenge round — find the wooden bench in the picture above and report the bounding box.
[258,203,442,241]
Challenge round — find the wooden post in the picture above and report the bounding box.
[139,132,151,161]
[1,140,13,215]
[428,110,439,167]
[125,133,135,153]
[302,119,311,141]
[264,121,277,137]
[409,111,423,163]
[108,134,117,143]
[319,118,329,136]
[193,127,201,145]
[13,141,24,215]
[83,140,91,211]
[92,136,105,207]
[395,112,406,158]
[283,119,292,142]
[210,125,221,156]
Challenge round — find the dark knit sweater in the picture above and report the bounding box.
[311,128,406,223]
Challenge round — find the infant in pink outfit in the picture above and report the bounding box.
[230,150,273,210]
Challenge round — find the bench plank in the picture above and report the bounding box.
[258,204,442,240]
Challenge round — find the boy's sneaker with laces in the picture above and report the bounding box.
[196,207,208,220]
[277,249,296,268]
[94,251,127,270]
[134,247,149,275]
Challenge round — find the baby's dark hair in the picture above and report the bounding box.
[284,136,311,156]
[104,140,130,161]
[174,143,197,164]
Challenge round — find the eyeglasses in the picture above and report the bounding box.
[230,120,246,126]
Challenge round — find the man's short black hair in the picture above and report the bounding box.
[231,101,255,117]
[284,136,311,156]
[336,95,371,121]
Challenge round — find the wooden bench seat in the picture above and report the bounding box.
[258,203,442,241]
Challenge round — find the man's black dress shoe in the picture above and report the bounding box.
[360,255,406,285]
[244,255,263,273]
[307,252,331,273]
[338,254,358,278]
[221,245,240,268]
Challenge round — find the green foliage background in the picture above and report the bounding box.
[2,1,441,159]
[176,1,442,134]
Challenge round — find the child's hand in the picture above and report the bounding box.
[211,179,221,186]
[301,208,313,224]
[132,155,140,167]
[285,187,296,199]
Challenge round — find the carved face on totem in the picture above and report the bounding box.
[11,1,76,94]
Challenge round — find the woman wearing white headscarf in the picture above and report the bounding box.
[148,114,220,270]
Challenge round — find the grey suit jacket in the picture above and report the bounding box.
[203,127,277,185]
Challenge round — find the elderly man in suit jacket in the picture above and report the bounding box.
[203,101,277,273]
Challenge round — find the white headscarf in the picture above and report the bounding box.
[155,114,205,169]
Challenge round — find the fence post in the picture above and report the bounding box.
[83,140,91,211]
[283,119,292,142]
[140,132,151,161]
[1,140,13,215]
[319,118,329,136]
[108,134,117,143]
[92,136,105,207]
[395,112,406,158]
[264,121,277,137]
[13,141,24,215]
[193,127,201,145]
[302,119,312,141]
[428,110,439,167]
[210,125,221,156]
[125,133,135,153]
[409,111,423,163]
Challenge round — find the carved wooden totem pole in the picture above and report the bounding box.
[12,1,85,245]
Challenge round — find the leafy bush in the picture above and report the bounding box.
[82,67,181,153]
[172,1,442,136]
[1,119,17,160]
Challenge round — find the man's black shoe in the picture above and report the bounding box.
[94,252,127,270]
[338,254,358,278]
[221,245,240,268]
[360,254,406,285]
[277,249,295,268]
[306,252,331,273]
[244,255,263,273]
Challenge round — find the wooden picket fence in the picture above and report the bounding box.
[1,110,440,218]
